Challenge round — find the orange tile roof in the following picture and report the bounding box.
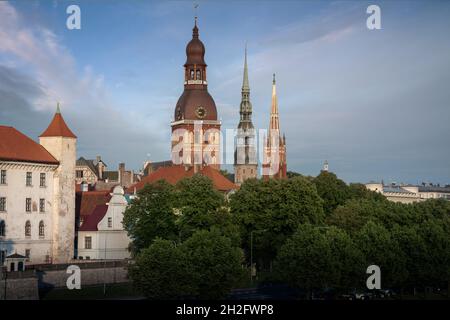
[40,109,76,138]
[128,165,237,193]
[75,191,111,217]
[79,204,109,231]
[0,126,59,164]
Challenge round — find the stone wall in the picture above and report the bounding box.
[36,261,129,289]
[0,260,130,299]
[0,270,39,300]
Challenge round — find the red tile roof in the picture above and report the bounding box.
[0,126,59,164]
[128,165,237,193]
[40,110,76,138]
[79,204,108,231]
[76,191,111,217]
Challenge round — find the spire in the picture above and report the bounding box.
[242,43,249,92]
[40,104,76,138]
[238,45,253,121]
[193,16,199,39]
[270,73,279,131]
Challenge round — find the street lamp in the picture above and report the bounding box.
[250,229,267,285]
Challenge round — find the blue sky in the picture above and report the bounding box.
[1,0,449,184]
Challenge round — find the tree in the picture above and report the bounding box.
[128,238,195,299]
[274,224,364,297]
[175,174,227,240]
[182,229,245,299]
[312,171,350,215]
[123,180,178,254]
[353,221,407,288]
[231,177,324,266]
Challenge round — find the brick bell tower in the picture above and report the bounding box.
[171,17,221,171]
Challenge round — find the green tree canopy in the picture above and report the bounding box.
[312,171,349,215]
[274,224,364,295]
[182,229,245,299]
[128,238,195,299]
[230,177,324,265]
[123,180,178,254]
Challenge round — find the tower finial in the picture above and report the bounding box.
[273,73,276,84]
[56,102,61,114]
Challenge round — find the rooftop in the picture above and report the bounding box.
[0,126,59,165]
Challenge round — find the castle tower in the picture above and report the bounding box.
[234,46,257,185]
[171,18,221,171]
[39,104,77,263]
[262,74,287,179]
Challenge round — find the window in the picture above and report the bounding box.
[40,173,46,187]
[39,221,45,238]
[196,70,201,80]
[76,170,84,178]
[39,199,45,213]
[0,250,6,264]
[85,236,92,249]
[0,220,5,237]
[26,198,31,212]
[108,217,112,228]
[26,172,32,186]
[190,70,194,80]
[0,170,6,184]
[0,197,6,212]
[25,221,31,237]
[25,249,30,260]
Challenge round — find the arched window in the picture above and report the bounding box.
[0,220,5,237]
[25,221,31,237]
[39,221,45,238]
[190,70,194,80]
[196,70,201,80]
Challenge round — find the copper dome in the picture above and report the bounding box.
[185,23,206,66]
[174,89,217,121]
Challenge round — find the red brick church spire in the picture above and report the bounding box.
[263,74,287,179]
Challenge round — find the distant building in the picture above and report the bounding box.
[262,74,287,180]
[128,165,237,195]
[0,105,76,265]
[76,156,139,191]
[76,186,131,260]
[365,182,450,203]
[75,156,106,185]
[142,160,172,176]
[234,47,257,186]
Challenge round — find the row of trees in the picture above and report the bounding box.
[123,171,450,299]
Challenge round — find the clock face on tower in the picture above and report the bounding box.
[195,106,207,119]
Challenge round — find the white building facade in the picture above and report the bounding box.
[77,186,131,260]
[0,106,76,265]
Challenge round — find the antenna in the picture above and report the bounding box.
[194,2,199,21]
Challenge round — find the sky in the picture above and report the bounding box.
[0,0,449,184]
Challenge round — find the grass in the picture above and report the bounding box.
[40,282,144,300]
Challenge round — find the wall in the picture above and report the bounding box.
[0,161,56,264]
[39,136,76,264]
[0,270,39,300]
[35,261,129,290]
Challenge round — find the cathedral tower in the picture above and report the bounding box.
[262,74,287,179]
[234,46,257,185]
[171,18,221,171]
[39,104,77,263]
